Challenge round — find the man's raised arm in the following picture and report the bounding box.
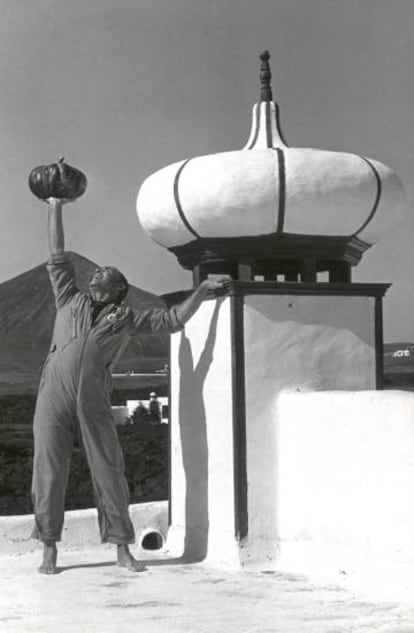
[45,198,78,307]
[47,198,65,256]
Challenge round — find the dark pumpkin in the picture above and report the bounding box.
[28,157,87,201]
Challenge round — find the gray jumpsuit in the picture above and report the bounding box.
[31,253,182,545]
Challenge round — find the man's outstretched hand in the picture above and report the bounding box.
[199,275,232,296]
[45,197,74,206]
[175,275,232,326]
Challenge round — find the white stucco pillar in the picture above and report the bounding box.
[166,281,387,568]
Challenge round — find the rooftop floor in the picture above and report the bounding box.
[1,545,414,633]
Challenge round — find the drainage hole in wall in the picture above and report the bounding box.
[141,531,164,550]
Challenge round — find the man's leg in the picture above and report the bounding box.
[32,404,73,574]
[78,401,145,572]
[40,543,58,574]
[117,544,146,571]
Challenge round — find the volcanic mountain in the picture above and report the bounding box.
[0,252,169,392]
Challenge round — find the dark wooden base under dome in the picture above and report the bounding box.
[168,233,371,285]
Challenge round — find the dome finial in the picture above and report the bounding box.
[260,50,273,102]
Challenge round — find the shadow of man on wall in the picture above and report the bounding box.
[177,299,223,562]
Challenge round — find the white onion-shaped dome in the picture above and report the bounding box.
[136,53,405,261]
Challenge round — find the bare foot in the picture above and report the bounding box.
[117,545,146,572]
[38,543,57,574]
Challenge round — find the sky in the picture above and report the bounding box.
[0,0,413,342]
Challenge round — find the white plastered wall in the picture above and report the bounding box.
[166,292,414,600]
[241,294,377,566]
[274,390,414,600]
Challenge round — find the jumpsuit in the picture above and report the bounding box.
[31,253,182,546]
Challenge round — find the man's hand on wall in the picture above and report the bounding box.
[199,275,232,296]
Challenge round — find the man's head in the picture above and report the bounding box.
[88,266,129,304]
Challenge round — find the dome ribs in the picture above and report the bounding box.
[275,148,286,234]
[246,104,261,150]
[265,102,273,148]
[274,102,289,148]
[245,102,288,150]
[352,156,382,238]
[173,158,201,239]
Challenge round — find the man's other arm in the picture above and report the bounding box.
[131,277,229,334]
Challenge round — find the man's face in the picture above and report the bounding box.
[88,266,125,303]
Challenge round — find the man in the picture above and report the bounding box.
[31,197,226,574]
[148,392,161,423]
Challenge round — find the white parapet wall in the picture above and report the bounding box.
[111,405,130,425]
[0,501,169,556]
[273,389,414,600]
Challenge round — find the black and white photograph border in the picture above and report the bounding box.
[0,1,413,631]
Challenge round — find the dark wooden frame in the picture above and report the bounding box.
[231,294,248,541]
[223,280,389,541]
[169,233,370,287]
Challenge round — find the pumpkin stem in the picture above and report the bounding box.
[58,156,65,164]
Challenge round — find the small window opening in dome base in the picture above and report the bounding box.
[188,257,352,285]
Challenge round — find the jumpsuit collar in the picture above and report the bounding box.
[89,296,118,325]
